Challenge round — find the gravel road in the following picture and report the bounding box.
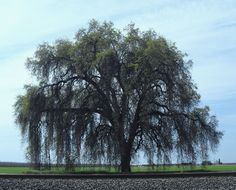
[0,176,235,190]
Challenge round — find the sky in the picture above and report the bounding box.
[0,0,235,163]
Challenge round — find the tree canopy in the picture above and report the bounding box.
[15,20,222,172]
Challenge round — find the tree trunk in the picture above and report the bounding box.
[120,145,132,173]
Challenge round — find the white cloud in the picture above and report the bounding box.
[0,50,33,125]
[192,61,236,101]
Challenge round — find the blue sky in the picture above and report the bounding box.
[0,0,235,163]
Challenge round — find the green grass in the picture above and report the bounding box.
[0,166,118,174]
[132,165,236,173]
[0,165,236,174]
[0,167,33,174]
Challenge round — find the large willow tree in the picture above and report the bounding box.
[15,20,222,172]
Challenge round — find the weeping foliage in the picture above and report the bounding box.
[14,20,222,172]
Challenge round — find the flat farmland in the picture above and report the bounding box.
[0,164,236,174]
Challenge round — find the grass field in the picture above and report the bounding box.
[132,165,236,173]
[0,165,236,174]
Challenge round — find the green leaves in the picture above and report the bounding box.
[15,20,222,171]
